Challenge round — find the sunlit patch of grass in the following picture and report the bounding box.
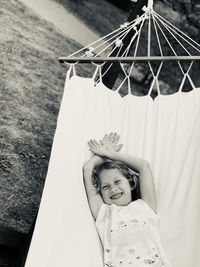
[53,0,128,36]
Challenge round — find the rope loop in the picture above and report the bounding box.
[120,63,130,78]
[92,62,105,84]
[178,61,195,92]
[127,76,131,95]
[121,63,133,95]
[148,62,163,96]
[66,63,77,80]
[115,63,133,95]
[187,74,196,90]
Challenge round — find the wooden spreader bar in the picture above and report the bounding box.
[59,56,200,64]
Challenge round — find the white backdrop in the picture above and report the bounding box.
[25,71,200,267]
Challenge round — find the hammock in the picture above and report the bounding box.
[25,1,200,267]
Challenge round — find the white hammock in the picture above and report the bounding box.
[25,2,200,267]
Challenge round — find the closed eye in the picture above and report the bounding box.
[115,180,121,185]
[102,185,109,190]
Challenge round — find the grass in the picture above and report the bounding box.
[0,0,94,233]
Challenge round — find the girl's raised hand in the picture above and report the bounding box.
[101,132,123,152]
[88,132,123,158]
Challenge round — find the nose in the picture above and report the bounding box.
[110,185,118,193]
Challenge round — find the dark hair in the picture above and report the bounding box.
[93,161,141,201]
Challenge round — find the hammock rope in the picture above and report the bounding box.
[94,16,146,85]
[151,12,163,56]
[154,15,192,56]
[60,7,200,60]
[178,62,195,92]
[60,3,200,96]
[147,12,151,57]
[67,13,146,58]
[153,11,200,52]
[148,62,163,95]
[150,11,196,91]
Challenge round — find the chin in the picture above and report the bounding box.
[110,199,129,206]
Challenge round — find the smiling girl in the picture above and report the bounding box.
[83,133,171,267]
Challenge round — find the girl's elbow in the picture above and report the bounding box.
[141,160,151,171]
[83,162,92,172]
[82,164,94,181]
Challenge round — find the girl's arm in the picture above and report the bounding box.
[83,155,104,220]
[109,152,157,213]
[84,133,123,219]
[88,139,157,213]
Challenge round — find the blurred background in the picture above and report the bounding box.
[0,0,200,265]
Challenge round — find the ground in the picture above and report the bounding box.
[0,0,83,233]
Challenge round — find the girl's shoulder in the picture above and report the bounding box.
[95,199,158,224]
[95,203,109,224]
[129,199,159,220]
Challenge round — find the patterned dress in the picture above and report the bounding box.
[95,199,171,267]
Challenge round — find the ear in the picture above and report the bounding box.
[130,177,137,191]
[130,185,134,191]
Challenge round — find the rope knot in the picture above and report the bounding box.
[142,0,154,13]
[115,38,123,48]
[120,22,129,29]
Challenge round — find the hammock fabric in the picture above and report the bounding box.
[24,68,200,267]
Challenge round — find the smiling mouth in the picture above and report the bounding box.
[110,192,123,200]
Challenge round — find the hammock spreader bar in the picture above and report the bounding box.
[59,0,200,97]
[59,56,200,64]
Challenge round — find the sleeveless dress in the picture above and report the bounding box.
[95,199,171,267]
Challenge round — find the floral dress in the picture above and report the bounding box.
[95,199,171,267]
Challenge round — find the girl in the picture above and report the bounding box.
[83,133,171,267]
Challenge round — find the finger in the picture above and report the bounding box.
[101,134,106,140]
[93,139,100,146]
[88,140,96,148]
[112,132,118,142]
[108,132,114,142]
[112,132,116,142]
[116,144,124,152]
[101,134,108,143]
[113,133,119,144]
[88,141,92,149]
[116,134,120,144]
[89,140,98,148]
[108,132,113,139]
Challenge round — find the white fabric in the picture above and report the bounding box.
[96,199,170,267]
[25,73,200,267]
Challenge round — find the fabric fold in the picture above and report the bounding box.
[25,75,200,267]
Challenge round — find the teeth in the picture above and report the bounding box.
[111,193,122,199]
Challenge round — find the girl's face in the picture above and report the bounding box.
[99,168,132,206]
